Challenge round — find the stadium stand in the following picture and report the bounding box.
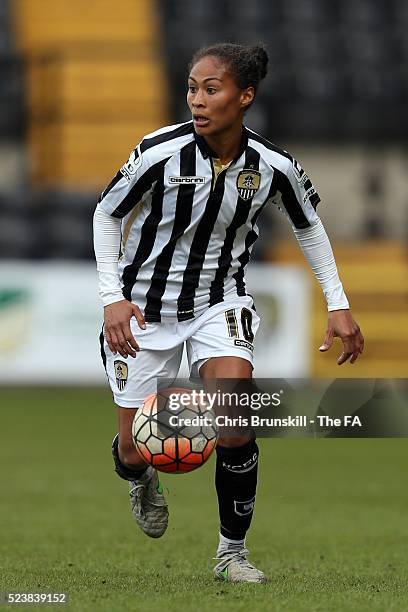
[270,240,408,377]
[0,0,407,378]
[12,0,169,186]
[159,0,406,141]
[0,190,96,259]
[0,1,25,140]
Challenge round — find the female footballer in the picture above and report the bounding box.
[93,43,364,584]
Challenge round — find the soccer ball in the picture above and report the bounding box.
[132,387,218,473]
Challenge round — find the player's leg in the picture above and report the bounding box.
[200,356,252,447]
[100,323,183,538]
[201,357,265,583]
[187,298,266,583]
[116,407,146,472]
[111,406,168,539]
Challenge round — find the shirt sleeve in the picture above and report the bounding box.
[293,218,349,311]
[93,207,124,307]
[272,156,321,229]
[97,143,156,219]
[268,155,348,310]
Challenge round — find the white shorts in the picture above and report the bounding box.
[100,295,260,408]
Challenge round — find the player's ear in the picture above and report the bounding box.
[240,87,255,110]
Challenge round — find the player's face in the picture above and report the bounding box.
[187,56,254,137]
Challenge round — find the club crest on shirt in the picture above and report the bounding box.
[236,170,261,200]
[114,360,128,391]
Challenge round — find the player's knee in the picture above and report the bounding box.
[119,439,144,468]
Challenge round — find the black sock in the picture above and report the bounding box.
[111,434,147,481]
[215,439,259,541]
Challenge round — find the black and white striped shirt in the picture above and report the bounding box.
[97,121,321,322]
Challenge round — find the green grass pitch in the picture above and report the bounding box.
[1,387,407,611]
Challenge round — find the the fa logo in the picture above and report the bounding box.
[344,415,362,427]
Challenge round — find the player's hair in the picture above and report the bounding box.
[189,42,269,95]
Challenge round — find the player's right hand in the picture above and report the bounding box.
[103,300,146,358]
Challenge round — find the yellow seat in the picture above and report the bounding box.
[270,241,408,377]
[12,0,168,187]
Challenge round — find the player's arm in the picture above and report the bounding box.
[273,156,364,365]
[293,219,364,364]
[93,208,145,358]
[93,144,152,358]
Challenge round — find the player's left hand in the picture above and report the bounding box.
[319,309,364,365]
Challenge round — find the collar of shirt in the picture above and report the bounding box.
[193,126,249,163]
